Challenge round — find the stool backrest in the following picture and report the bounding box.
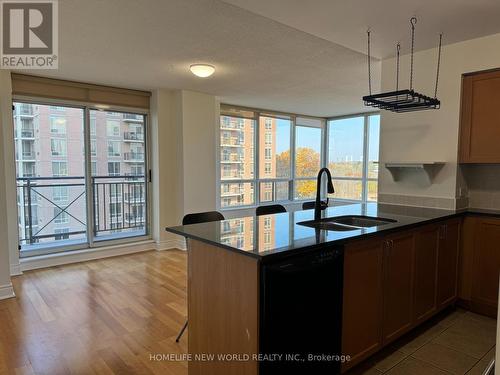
[182,211,224,225]
[302,201,316,210]
[256,204,287,216]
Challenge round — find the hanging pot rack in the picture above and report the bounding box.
[362,17,443,113]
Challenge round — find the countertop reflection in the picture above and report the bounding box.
[166,203,468,260]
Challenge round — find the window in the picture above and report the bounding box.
[264,148,272,160]
[130,163,143,176]
[108,162,120,176]
[52,161,68,177]
[51,139,67,156]
[328,114,380,202]
[218,106,380,208]
[109,202,122,217]
[53,186,69,202]
[23,162,36,177]
[13,102,149,255]
[90,117,96,137]
[106,120,120,137]
[294,124,322,199]
[50,117,67,135]
[21,140,35,158]
[54,228,70,240]
[90,140,97,156]
[54,208,69,224]
[107,141,121,157]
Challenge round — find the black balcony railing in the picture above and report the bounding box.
[16,175,146,247]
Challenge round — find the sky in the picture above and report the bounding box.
[275,115,380,161]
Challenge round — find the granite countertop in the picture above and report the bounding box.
[165,203,499,261]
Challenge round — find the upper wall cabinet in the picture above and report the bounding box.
[459,69,500,163]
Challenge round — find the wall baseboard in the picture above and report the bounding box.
[10,263,22,276]
[21,240,157,272]
[156,238,186,251]
[0,283,15,300]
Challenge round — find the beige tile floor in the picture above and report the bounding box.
[346,308,496,375]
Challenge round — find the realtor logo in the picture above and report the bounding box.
[0,0,58,69]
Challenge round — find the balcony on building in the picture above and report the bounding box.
[124,152,145,161]
[122,113,144,122]
[123,131,144,142]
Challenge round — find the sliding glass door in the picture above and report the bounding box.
[13,101,148,257]
[90,110,146,241]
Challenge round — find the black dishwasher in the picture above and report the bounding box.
[260,245,344,375]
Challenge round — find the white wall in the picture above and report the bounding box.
[150,89,185,249]
[379,33,500,208]
[0,70,16,299]
[150,89,219,249]
[176,90,218,215]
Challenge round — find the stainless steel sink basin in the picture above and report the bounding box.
[298,220,361,231]
[298,215,397,231]
[331,215,397,227]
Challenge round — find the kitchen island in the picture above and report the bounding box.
[166,203,492,374]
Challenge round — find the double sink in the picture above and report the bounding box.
[298,215,397,231]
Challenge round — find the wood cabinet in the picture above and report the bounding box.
[342,238,384,371]
[382,231,415,343]
[471,217,500,316]
[413,225,440,323]
[437,219,461,307]
[459,69,500,163]
[342,219,461,371]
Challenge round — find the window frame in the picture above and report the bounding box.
[326,112,380,203]
[218,106,328,209]
[13,96,151,255]
[217,106,380,210]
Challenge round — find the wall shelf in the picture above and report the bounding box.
[384,162,445,183]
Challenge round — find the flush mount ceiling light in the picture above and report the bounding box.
[190,64,215,78]
[363,17,443,113]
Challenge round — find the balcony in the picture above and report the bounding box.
[124,152,144,161]
[123,114,144,122]
[220,123,243,131]
[17,105,34,117]
[16,175,147,252]
[123,132,144,142]
[20,128,35,138]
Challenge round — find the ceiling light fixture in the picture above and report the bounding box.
[190,64,215,78]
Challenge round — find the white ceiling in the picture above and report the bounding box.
[19,0,500,117]
[223,0,500,59]
[20,0,379,117]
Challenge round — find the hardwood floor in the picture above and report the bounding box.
[0,250,496,375]
[0,250,189,375]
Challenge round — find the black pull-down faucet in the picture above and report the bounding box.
[315,168,335,221]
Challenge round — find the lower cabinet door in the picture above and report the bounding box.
[414,225,440,323]
[342,238,384,371]
[437,219,460,307]
[471,218,500,316]
[382,231,415,344]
